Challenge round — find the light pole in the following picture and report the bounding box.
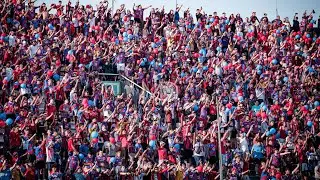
[276,0,278,16]
[216,96,223,180]
[111,0,115,15]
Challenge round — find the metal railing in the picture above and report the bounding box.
[98,73,152,106]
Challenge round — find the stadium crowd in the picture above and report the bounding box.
[0,0,320,179]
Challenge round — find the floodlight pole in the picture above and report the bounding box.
[216,96,223,180]
[276,0,278,16]
[111,0,115,15]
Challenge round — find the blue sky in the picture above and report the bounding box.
[40,0,320,22]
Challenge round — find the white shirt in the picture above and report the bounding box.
[8,35,15,47]
[29,44,39,57]
[193,141,205,156]
[104,142,116,156]
[20,88,30,95]
[46,142,55,162]
[5,68,13,81]
[22,137,30,150]
[89,17,96,27]
[255,88,265,100]
[239,137,249,153]
[72,18,79,27]
[103,109,112,119]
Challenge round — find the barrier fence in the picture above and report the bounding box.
[98,73,152,107]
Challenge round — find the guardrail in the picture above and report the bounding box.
[97,73,152,108]
[98,73,153,95]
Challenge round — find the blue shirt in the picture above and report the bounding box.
[261,170,269,179]
[63,48,70,58]
[252,144,264,159]
[32,19,40,29]
[253,144,264,153]
[34,146,45,160]
[79,145,89,156]
[174,11,180,21]
[53,142,61,152]
[0,168,11,180]
[49,172,62,180]
[221,36,229,47]
[74,173,85,180]
[252,105,261,112]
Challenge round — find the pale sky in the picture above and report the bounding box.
[39,0,320,23]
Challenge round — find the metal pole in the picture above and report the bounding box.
[216,96,223,180]
[111,0,115,15]
[119,74,153,95]
[276,0,278,16]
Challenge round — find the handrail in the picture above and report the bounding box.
[97,73,119,76]
[98,73,153,95]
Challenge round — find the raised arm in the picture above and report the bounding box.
[177,4,183,12]
[9,162,17,171]
[202,131,211,141]
[221,129,229,142]
[292,164,299,174]
[0,1,7,14]
[246,125,253,137]
[28,133,37,141]
[40,134,46,147]
[143,5,152,10]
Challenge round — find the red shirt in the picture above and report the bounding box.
[4,102,14,114]
[279,129,286,139]
[243,161,249,172]
[3,50,11,63]
[46,105,56,120]
[9,131,21,148]
[170,71,178,82]
[220,141,226,154]
[89,110,99,120]
[183,137,192,150]
[165,112,172,123]
[182,125,191,138]
[25,168,35,180]
[59,102,71,110]
[296,144,306,163]
[55,86,64,101]
[119,135,128,148]
[209,105,216,115]
[168,154,176,164]
[67,137,75,152]
[271,104,280,113]
[55,5,63,16]
[158,148,167,160]
[285,102,294,115]
[290,120,299,133]
[13,68,22,80]
[266,145,273,158]
[203,81,208,89]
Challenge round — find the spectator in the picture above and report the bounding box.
[0,0,319,179]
